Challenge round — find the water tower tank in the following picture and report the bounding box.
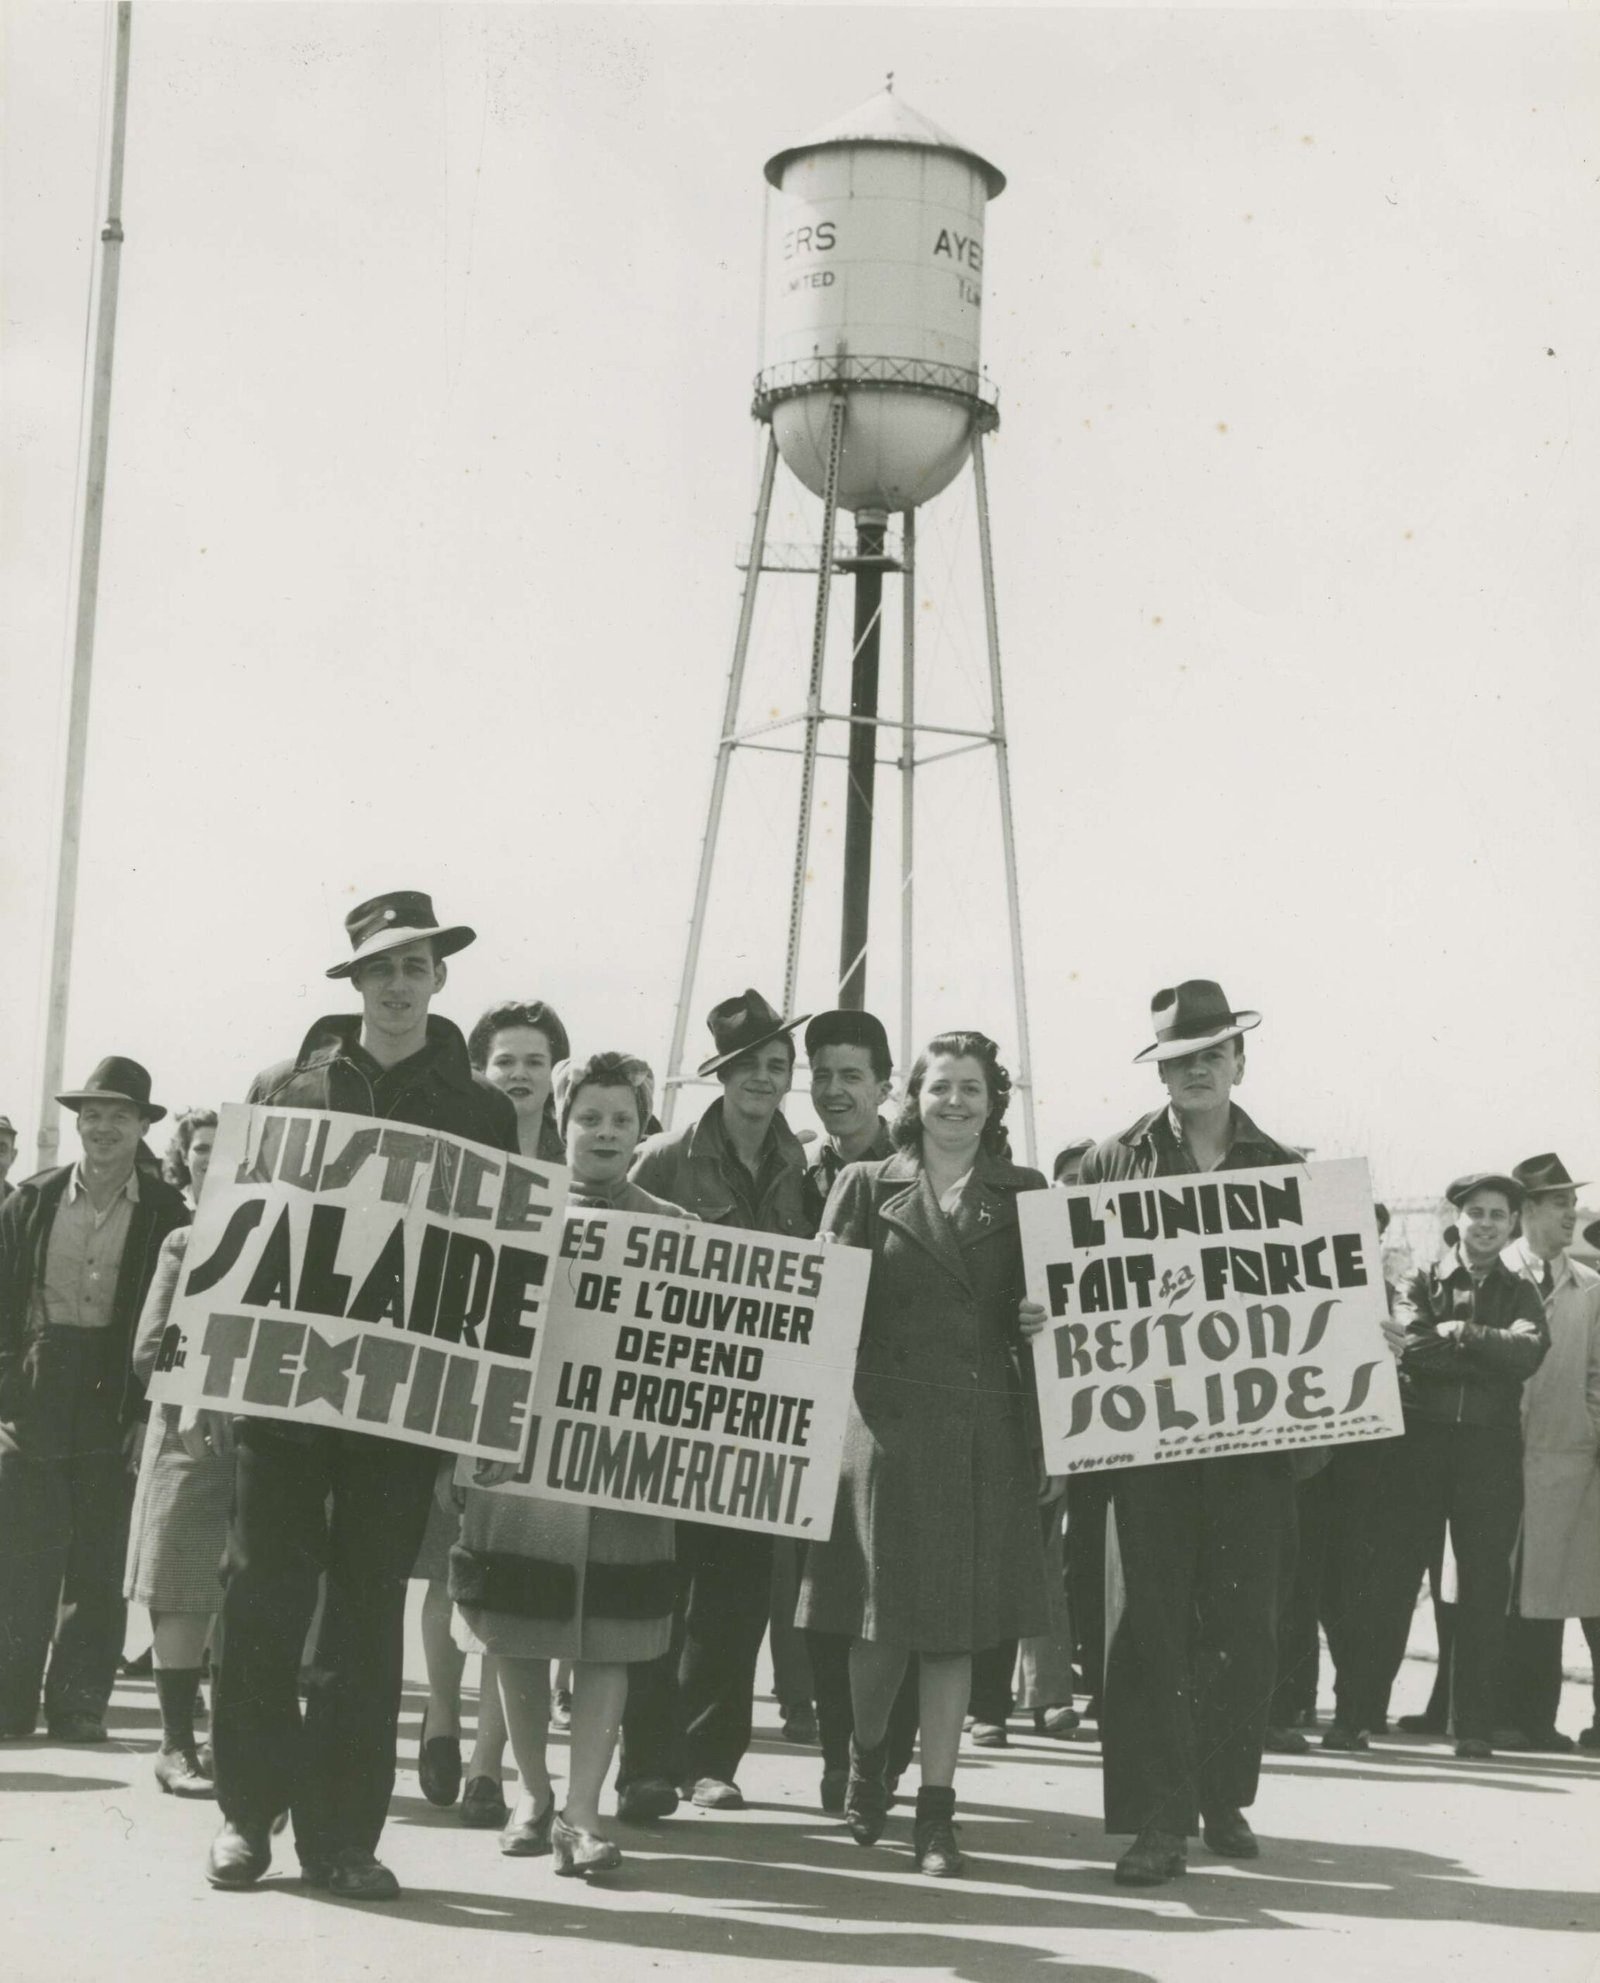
[757,88,1004,515]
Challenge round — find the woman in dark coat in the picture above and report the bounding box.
[797,1031,1053,1876]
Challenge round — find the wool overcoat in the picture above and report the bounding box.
[1504,1242,1600,1618]
[797,1145,1050,1654]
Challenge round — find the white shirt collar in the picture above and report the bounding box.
[69,1163,140,1205]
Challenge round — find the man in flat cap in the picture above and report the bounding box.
[616,989,813,1820]
[0,1059,187,1741]
[1074,980,1302,1886]
[1372,1171,1549,1760]
[206,891,517,1899]
[1494,1154,1600,1750]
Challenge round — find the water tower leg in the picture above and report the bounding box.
[782,395,846,1020]
[838,509,888,1009]
[898,508,916,1075]
[971,432,1038,1167]
[662,428,780,1127]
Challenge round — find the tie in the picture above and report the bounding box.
[1539,1261,1554,1298]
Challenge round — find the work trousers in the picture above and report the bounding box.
[212,1421,436,1864]
[1065,1472,1114,1705]
[1297,1438,1407,1733]
[768,1539,814,1711]
[1103,1452,1293,1836]
[1374,1418,1523,1743]
[618,1520,772,1789]
[1269,1471,1325,1725]
[0,1330,133,1733]
[1497,1613,1565,1736]
[805,1628,920,1780]
[969,1639,1019,1725]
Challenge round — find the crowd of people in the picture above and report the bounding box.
[1,888,1596,1904]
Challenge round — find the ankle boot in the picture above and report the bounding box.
[155,1666,202,1756]
[913,1785,964,1877]
[844,1735,890,1846]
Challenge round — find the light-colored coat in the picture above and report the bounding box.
[1503,1240,1600,1618]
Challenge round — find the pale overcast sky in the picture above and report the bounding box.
[4,2,1597,1195]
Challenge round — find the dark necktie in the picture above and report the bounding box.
[1539,1261,1554,1298]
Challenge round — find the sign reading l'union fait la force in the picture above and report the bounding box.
[461,1204,871,1539]
[1021,1157,1403,1473]
[145,1104,570,1461]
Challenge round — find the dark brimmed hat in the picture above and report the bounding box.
[1512,1152,1588,1197]
[56,1056,166,1123]
[1583,1220,1600,1254]
[698,989,809,1079]
[1052,1137,1095,1183]
[1134,980,1262,1064]
[804,1009,892,1072]
[1445,1171,1523,1211]
[327,890,476,980]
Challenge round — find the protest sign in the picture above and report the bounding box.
[146,1103,568,1460]
[1021,1157,1402,1472]
[460,1204,870,1537]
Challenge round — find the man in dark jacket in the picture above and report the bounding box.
[1372,1171,1548,1759]
[1077,981,1302,1888]
[0,1058,187,1741]
[616,988,813,1820]
[206,891,517,1900]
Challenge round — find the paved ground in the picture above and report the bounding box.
[4,1600,1596,1983]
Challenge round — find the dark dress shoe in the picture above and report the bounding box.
[500,1795,556,1857]
[1454,1737,1494,1760]
[1577,1724,1600,1752]
[1263,1726,1309,1754]
[0,1723,37,1742]
[820,1767,848,1814]
[1202,1808,1259,1858]
[417,1730,462,1807]
[1503,1727,1575,1753]
[912,1815,964,1877]
[686,1776,744,1809]
[1114,1828,1187,1886]
[1320,1724,1370,1753]
[48,1712,107,1744]
[617,1776,679,1823]
[781,1704,818,1746]
[1397,1712,1447,1735]
[461,1774,510,1828]
[326,1850,401,1900]
[206,1821,272,1889]
[551,1812,623,1877]
[155,1746,216,1799]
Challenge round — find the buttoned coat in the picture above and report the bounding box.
[1503,1242,1600,1618]
[796,1145,1050,1653]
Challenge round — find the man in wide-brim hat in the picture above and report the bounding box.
[204,889,517,1901]
[0,1057,188,1743]
[614,987,814,1821]
[1494,1153,1600,1750]
[1067,981,1303,1887]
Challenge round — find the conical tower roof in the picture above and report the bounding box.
[764,86,1005,198]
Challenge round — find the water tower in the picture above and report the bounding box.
[661,84,1037,1161]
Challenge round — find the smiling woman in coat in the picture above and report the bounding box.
[796,1029,1054,1880]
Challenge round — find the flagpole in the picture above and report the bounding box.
[36,1,133,1172]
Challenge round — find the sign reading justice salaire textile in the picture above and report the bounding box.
[462,1205,870,1538]
[145,1104,569,1461]
[1021,1157,1402,1472]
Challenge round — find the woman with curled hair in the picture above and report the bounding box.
[125,1108,228,1797]
[451,1051,686,1878]
[797,1031,1054,1877]
[467,1000,571,1162]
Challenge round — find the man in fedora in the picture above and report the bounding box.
[1372,1171,1548,1760]
[205,890,517,1899]
[615,988,813,1819]
[1493,1154,1600,1750]
[1076,981,1303,1887]
[0,1058,187,1741]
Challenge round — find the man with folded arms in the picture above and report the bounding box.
[0,1060,186,1743]
[205,891,516,1899]
[1494,1153,1600,1750]
[1075,981,1301,1888]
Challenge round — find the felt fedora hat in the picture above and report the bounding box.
[697,989,809,1079]
[56,1055,166,1123]
[1444,1171,1524,1211]
[1512,1152,1589,1197]
[804,1009,892,1070]
[327,890,476,979]
[1133,980,1262,1064]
